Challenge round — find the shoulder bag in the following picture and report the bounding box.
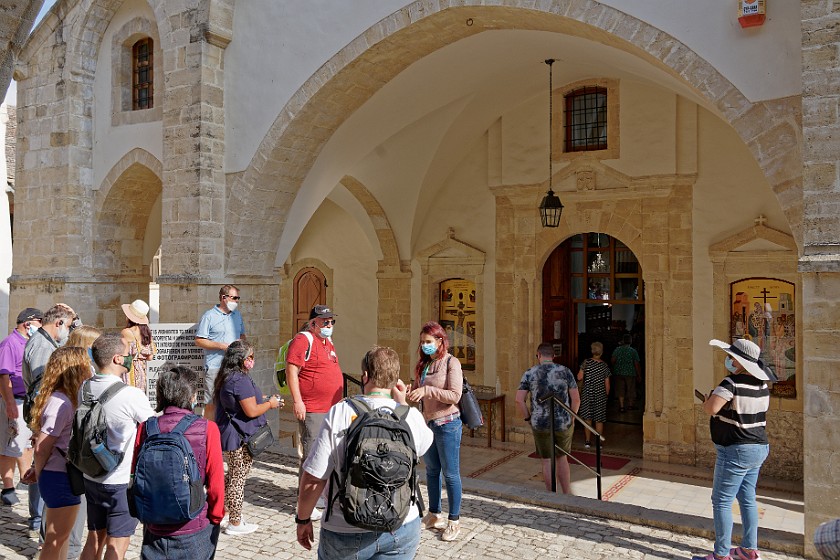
[446,355,484,429]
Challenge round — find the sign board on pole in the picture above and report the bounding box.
[146,323,205,409]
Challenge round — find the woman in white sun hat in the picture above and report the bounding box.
[120,300,156,392]
[694,338,774,560]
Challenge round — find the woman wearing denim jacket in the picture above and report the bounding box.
[407,321,463,542]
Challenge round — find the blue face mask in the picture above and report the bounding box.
[725,356,738,373]
[420,342,437,356]
[319,326,333,338]
[27,324,38,337]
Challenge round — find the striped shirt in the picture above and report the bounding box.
[709,373,770,446]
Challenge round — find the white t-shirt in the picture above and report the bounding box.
[303,396,433,534]
[78,374,155,485]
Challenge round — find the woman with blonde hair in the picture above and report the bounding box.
[65,325,101,351]
[577,341,611,448]
[23,347,92,560]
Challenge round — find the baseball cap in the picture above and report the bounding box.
[16,308,43,324]
[309,305,336,320]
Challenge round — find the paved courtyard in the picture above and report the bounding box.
[0,449,806,560]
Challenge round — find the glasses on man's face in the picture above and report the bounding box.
[225,295,241,301]
[322,319,336,326]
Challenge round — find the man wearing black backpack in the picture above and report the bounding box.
[79,332,154,560]
[296,346,432,559]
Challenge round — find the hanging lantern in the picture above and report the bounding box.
[738,0,766,28]
[539,189,563,228]
[539,59,563,228]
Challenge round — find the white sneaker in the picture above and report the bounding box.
[310,508,322,521]
[220,514,229,529]
[224,521,259,535]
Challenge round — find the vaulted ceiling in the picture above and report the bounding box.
[0,0,44,101]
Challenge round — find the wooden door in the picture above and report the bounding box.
[294,268,326,331]
[542,239,574,368]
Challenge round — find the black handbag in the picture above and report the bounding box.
[244,423,275,457]
[227,408,275,457]
[458,378,485,429]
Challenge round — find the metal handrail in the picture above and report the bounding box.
[537,392,604,500]
[343,373,363,397]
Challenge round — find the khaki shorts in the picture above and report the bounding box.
[532,425,574,459]
[0,398,33,458]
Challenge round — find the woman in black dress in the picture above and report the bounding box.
[577,341,611,448]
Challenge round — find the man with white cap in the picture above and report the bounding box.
[693,338,772,560]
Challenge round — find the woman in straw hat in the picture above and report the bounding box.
[694,338,773,560]
[120,300,156,392]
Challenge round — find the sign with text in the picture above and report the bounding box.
[146,323,205,409]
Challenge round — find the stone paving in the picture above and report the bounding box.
[0,449,806,560]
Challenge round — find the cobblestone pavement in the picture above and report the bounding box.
[0,450,806,560]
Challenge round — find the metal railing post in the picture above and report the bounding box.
[549,396,556,493]
[537,392,605,500]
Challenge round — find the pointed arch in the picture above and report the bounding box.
[339,176,407,274]
[94,149,162,277]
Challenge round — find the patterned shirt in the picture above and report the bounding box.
[814,518,840,560]
[611,344,640,377]
[518,362,577,431]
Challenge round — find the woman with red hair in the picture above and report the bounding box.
[407,321,463,542]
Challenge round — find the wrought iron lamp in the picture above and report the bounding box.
[539,59,563,228]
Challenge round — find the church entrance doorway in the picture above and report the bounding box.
[542,233,645,456]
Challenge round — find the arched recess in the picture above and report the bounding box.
[94,148,162,277]
[226,0,801,276]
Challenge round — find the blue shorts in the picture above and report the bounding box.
[84,480,138,537]
[38,469,82,509]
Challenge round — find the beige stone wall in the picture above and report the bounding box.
[493,170,695,464]
[801,1,840,555]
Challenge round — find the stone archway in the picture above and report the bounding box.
[93,148,162,277]
[226,0,800,276]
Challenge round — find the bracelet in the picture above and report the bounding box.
[295,515,312,525]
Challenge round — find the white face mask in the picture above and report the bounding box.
[56,325,70,346]
[226,301,238,313]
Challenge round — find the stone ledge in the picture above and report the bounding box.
[798,252,840,273]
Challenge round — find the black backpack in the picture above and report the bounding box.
[67,381,127,477]
[326,397,423,532]
[22,376,42,425]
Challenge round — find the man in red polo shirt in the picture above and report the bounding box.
[286,305,343,521]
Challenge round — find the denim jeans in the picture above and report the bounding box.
[711,443,769,556]
[424,417,462,519]
[318,517,420,560]
[141,522,220,560]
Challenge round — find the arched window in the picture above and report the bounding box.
[132,38,154,110]
[564,86,607,152]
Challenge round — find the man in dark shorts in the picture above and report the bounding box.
[516,342,580,494]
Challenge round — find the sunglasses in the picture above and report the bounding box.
[321,319,336,326]
[225,295,241,301]
[245,355,255,361]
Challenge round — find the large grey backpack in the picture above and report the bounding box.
[325,397,423,532]
[67,381,127,478]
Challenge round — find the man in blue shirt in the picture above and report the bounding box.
[516,343,580,494]
[195,285,246,420]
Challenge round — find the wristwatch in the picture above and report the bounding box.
[295,515,312,525]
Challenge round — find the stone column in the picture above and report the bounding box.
[801,2,840,554]
[376,268,413,378]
